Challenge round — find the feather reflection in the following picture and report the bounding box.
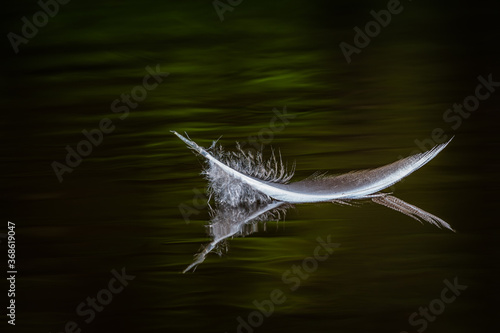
[183,201,291,273]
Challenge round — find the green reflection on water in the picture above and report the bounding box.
[3,0,496,332]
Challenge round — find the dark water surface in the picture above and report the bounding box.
[3,1,499,332]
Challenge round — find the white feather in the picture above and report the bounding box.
[172,131,453,203]
[174,131,456,272]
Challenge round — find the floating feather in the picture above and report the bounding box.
[173,131,452,202]
[173,131,455,271]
